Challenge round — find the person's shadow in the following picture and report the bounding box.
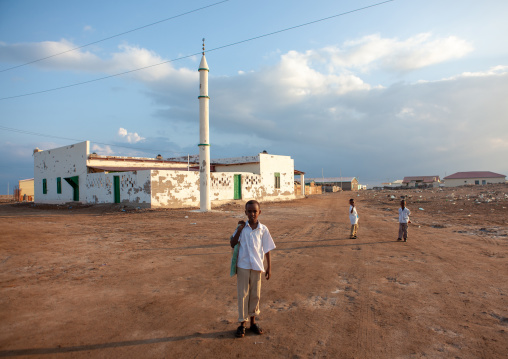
[0,331,231,357]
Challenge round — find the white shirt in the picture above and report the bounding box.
[235,221,276,272]
[399,207,411,223]
[349,205,358,225]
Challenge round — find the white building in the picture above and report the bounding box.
[34,141,298,208]
[402,176,441,188]
[443,171,506,187]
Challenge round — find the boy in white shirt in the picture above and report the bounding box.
[349,198,359,239]
[230,200,276,338]
[398,200,411,242]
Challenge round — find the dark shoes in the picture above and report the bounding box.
[250,323,264,335]
[235,325,245,338]
[397,238,402,241]
[404,238,407,242]
[235,323,264,338]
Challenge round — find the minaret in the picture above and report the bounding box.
[198,39,211,211]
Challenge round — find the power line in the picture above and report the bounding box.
[0,0,230,73]
[0,0,395,101]
[0,125,187,156]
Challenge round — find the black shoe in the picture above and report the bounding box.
[397,238,402,241]
[403,238,407,242]
[235,325,246,338]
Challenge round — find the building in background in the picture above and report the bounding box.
[305,177,362,191]
[402,176,441,188]
[443,171,506,187]
[17,178,34,201]
[33,141,300,208]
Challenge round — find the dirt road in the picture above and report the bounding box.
[1,188,507,358]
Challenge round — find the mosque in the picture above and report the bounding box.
[33,45,304,209]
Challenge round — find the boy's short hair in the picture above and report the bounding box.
[245,199,260,209]
[350,198,354,202]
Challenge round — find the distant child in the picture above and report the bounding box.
[230,200,276,338]
[398,200,411,242]
[349,198,359,239]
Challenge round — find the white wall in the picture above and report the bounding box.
[215,162,261,174]
[445,177,506,187]
[88,156,189,170]
[150,170,201,208]
[34,141,89,203]
[86,171,151,206]
[210,172,235,201]
[259,153,295,198]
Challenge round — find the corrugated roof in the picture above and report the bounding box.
[402,176,440,183]
[306,177,356,183]
[444,171,506,179]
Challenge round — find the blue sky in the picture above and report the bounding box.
[1,0,508,193]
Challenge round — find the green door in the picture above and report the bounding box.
[64,176,79,201]
[114,176,120,203]
[234,174,242,200]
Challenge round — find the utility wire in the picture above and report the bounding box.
[0,0,395,101]
[0,125,187,156]
[0,0,230,73]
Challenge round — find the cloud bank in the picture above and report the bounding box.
[1,32,506,185]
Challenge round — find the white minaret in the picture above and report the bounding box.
[198,39,211,211]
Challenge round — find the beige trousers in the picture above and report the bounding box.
[350,224,358,237]
[237,267,262,322]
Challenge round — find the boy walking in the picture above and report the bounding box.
[230,200,276,338]
[398,200,411,242]
[349,198,359,239]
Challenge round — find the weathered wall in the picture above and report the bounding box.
[88,157,189,170]
[214,162,261,174]
[150,170,201,208]
[210,172,235,200]
[34,141,89,203]
[259,153,295,198]
[445,177,506,187]
[86,171,151,206]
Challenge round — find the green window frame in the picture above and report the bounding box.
[42,178,47,194]
[57,177,62,194]
[274,172,281,189]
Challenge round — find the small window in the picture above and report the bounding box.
[482,180,486,185]
[57,177,62,194]
[43,179,47,194]
[274,172,281,189]
[474,180,479,185]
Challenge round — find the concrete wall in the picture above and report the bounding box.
[211,172,235,201]
[150,170,200,208]
[34,141,89,203]
[445,177,506,187]
[86,171,151,206]
[259,153,295,199]
[88,156,189,170]
[33,141,297,207]
[214,162,261,174]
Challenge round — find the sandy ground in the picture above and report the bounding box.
[0,185,507,358]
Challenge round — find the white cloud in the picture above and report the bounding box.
[0,40,197,84]
[83,25,94,32]
[322,33,473,73]
[91,144,115,155]
[1,33,506,182]
[118,128,145,143]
